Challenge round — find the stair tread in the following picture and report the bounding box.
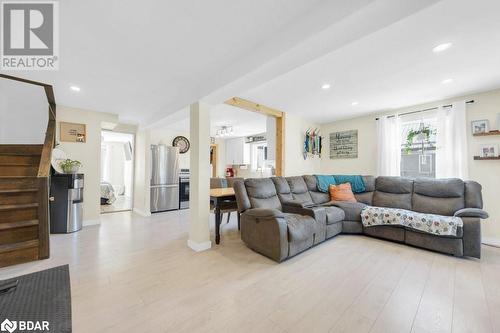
[0,145,43,157]
[0,219,38,230]
[0,163,39,166]
[0,203,39,211]
[0,239,39,254]
[0,176,38,179]
[0,153,41,156]
[0,188,38,194]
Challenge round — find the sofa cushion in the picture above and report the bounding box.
[271,177,294,203]
[303,175,330,204]
[329,201,367,221]
[414,178,464,197]
[324,206,345,225]
[373,176,413,210]
[376,176,413,193]
[329,183,357,202]
[245,178,282,210]
[412,178,465,216]
[286,176,314,205]
[412,194,464,216]
[465,181,483,209]
[363,176,376,192]
[354,191,373,205]
[352,176,375,205]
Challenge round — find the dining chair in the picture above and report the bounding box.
[210,178,238,225]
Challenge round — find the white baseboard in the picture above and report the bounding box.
[482,238,500,248]
[187,239,212,252]
[133,208,151,217]
[83,219,101,227]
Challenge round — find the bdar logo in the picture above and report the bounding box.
[0,319,17,333]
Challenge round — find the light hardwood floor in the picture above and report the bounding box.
[1,210,499,333]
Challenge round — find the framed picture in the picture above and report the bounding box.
[60,122,86,143]
[329,130,358,159]
[471,119,489,134]
[480,144,499,158]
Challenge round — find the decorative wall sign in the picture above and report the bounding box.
[329,130,358,159]
[172,136,190,154]
[60,122,86,143]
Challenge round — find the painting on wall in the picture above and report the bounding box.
[60,122,86,143]
[329,130,358,159]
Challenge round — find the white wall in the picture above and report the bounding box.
[0,79,48,144]
[320,114,379,176]
[56,106,119,224]
[150,128,190,169]
[284,113,322,176]
[320,88,500,241]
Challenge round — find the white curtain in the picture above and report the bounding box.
[377,115,402,176]
[436,101,468,179]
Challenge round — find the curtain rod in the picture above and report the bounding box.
[375,100,474,120]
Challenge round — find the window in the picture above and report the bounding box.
[400,116,437,178]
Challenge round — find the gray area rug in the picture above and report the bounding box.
[0,265,71,333]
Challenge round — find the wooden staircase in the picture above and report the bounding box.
[0,75,55,268]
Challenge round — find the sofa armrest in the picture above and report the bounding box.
[454,208,489,219]
[282,203,327,225]
[244,208,284,219]
[240,209,288,262]
[280,200,317,208]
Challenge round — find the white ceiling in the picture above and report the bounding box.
[156,104,268,138]
[3,0,382,125]
[4,0,499,127]
[238,0,500,123]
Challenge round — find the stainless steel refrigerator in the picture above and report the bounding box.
[150,145,180,212]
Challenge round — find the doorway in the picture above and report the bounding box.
[100,131,135,213]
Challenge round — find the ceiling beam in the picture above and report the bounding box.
[224,97,283,118]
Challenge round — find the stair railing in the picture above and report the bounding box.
[0,74,56,260]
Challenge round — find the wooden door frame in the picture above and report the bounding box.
[210,144,218,177]
[224,97,285,176]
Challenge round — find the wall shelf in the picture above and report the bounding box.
[473,130,500,137]
[473,156,500,160]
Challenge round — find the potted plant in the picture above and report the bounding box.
[59,159,82,174]
[404,125,436,154]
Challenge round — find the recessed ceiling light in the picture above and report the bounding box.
[351,101,359,106]
[70,86,81,92]
[432,43,452,53]
[441,78,453,84]
[321,83,331,90]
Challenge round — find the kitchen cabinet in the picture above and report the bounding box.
[225,137,250,165]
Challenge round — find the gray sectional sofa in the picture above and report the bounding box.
[233,175,488,262]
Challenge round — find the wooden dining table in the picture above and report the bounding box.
[210,187,238,244]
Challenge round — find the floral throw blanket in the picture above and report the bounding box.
[361,206,463,236]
